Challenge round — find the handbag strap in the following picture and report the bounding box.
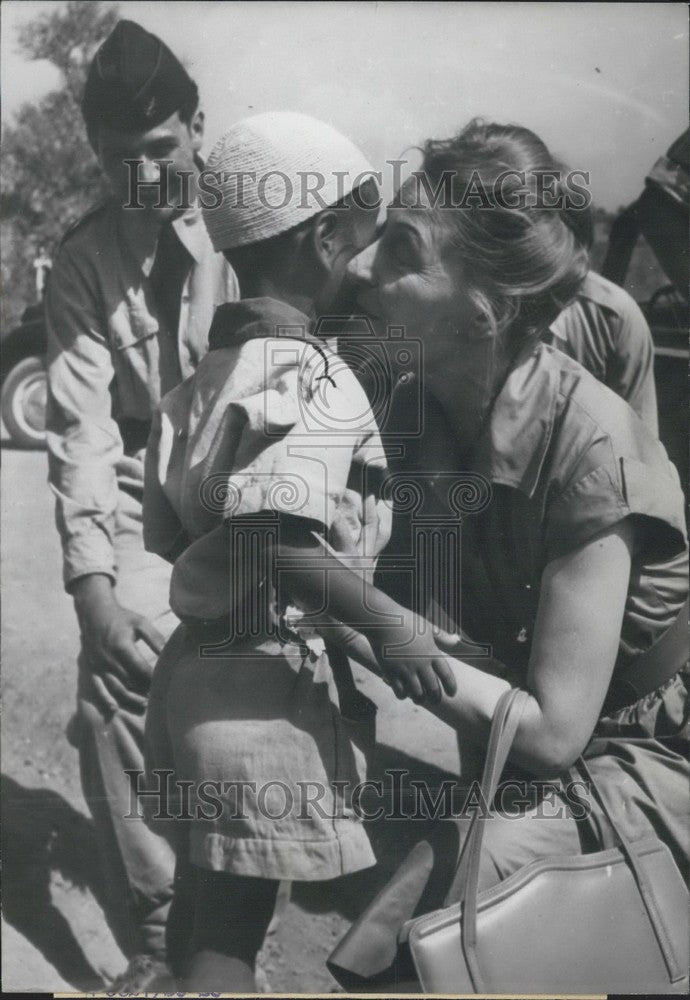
[572,756,685,983]
[455,687,685,992]
[456,687,529,993]
[453,687,527,890]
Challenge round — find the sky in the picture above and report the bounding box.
[2,1,688,210]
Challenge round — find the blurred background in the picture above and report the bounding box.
[2,1,688,331]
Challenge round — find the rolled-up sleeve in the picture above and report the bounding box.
[545,438,687,564]
[45,244,123,589]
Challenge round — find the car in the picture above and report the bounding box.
[1,302,48,450]
[601,128,689,496]
[2,283,686,477]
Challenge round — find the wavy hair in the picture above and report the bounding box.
[420,119,590,342]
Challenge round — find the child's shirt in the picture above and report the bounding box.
[144,297,392,625]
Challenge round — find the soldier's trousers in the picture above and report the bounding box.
[67,489,177,960]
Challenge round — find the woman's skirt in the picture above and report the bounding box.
[328,665,690,987]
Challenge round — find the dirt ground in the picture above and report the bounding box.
[1,448,463,994]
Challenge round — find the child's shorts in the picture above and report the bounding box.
[145,623,377,881]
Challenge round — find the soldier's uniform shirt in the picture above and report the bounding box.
[544,270,658,435]
[45,199,238,587]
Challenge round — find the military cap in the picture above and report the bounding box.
[82,20,198,134]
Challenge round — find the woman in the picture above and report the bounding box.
[327,119,689,987]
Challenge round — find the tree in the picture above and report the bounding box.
[1,1,119,331]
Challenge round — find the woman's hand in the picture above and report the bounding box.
[373,622,459,704]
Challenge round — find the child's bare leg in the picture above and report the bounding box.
[183,869,279,991]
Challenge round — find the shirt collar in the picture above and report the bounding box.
[207,297,314,350]
[469,341,560,499]
[170,204,207,264]
[117,159,210,275]
[165,153,210,266]
[118,203,209,275]
[548,271,597,344]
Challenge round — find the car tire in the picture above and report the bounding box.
[1,355,47,449]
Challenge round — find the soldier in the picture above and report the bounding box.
[544,199,658,435]
[45,20,238,992]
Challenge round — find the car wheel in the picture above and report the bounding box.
[1,355,47,449]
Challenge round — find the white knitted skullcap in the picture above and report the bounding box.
[202,111,376,251]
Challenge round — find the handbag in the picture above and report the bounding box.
[406,687,690,995]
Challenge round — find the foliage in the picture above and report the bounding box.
[16,0,119,103]
[0,1,670,333]
[1,2,118,331]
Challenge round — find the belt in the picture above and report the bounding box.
[604,596,689,714]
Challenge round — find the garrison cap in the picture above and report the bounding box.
[82,20,198,135]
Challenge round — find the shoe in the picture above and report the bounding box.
[108,954,177,994]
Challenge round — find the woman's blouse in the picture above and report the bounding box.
[379,342,687,688]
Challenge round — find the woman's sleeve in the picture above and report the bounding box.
[545,432,687,564]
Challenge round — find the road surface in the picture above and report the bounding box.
[1,447,462,993]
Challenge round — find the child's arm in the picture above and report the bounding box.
[314,616,383,677]
[284,520,636,774]
[275,526,458,705]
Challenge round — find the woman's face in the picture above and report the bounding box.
[349,181,478,374]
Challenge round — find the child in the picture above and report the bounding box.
[143,112,457,990]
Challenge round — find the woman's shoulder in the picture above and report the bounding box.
[497,340,665,473]
[483,341,633,488]
[545,343,664,477]
[484,342,687,560]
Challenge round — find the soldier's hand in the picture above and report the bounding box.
[73,574,166,713]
